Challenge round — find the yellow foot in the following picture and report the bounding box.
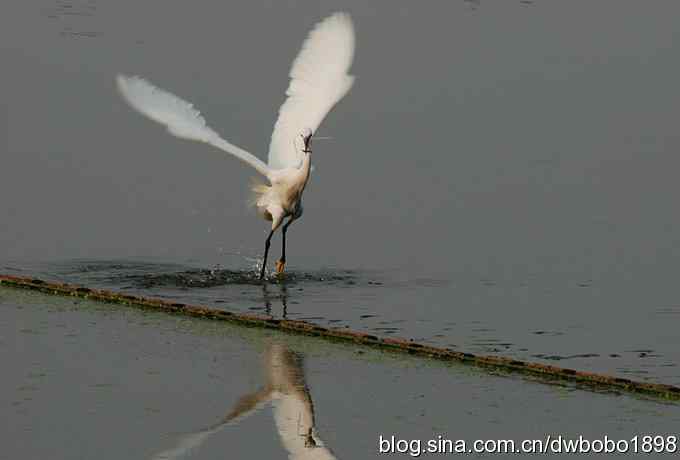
[275,260,286,275]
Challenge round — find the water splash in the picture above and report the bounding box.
[49,260,359,289]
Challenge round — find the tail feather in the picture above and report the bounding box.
[249,177,270,208]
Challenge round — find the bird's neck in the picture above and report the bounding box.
[300,152,312,184]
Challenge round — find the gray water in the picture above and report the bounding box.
[2,0,680,438]
[2,289,679,460]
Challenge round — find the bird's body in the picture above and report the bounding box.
[116,12,355,279]
[254,151,311,226]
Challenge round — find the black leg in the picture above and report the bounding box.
[277,217,296,274]
[281,217,294,264]
[259,229,274,280]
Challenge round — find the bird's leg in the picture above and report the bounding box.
[259,229,275,280]
[276,217,296,275]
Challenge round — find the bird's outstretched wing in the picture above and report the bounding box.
[116,75,271,177]
[267,12,355,170]
[150,388,273,460]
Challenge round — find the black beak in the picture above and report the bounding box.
[302,132,313,153]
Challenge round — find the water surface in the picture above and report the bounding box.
[2,1,680,386]
[2,289,678,460]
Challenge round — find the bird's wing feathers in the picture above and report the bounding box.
[116,75,271,177]
[116,12,355,175]
[267,12,355,170]
[150,388,273,460]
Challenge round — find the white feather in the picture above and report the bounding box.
[116,12,355,277]
[268,12,355,170]
[116,75,271,177]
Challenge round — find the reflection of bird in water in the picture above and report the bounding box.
[152,343,337,460]
[265,343,337,460]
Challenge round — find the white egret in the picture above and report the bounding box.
[116,12,356,279]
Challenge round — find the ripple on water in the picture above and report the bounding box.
[52,260,361,289]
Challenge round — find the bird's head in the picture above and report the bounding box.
[300,128,313,154]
